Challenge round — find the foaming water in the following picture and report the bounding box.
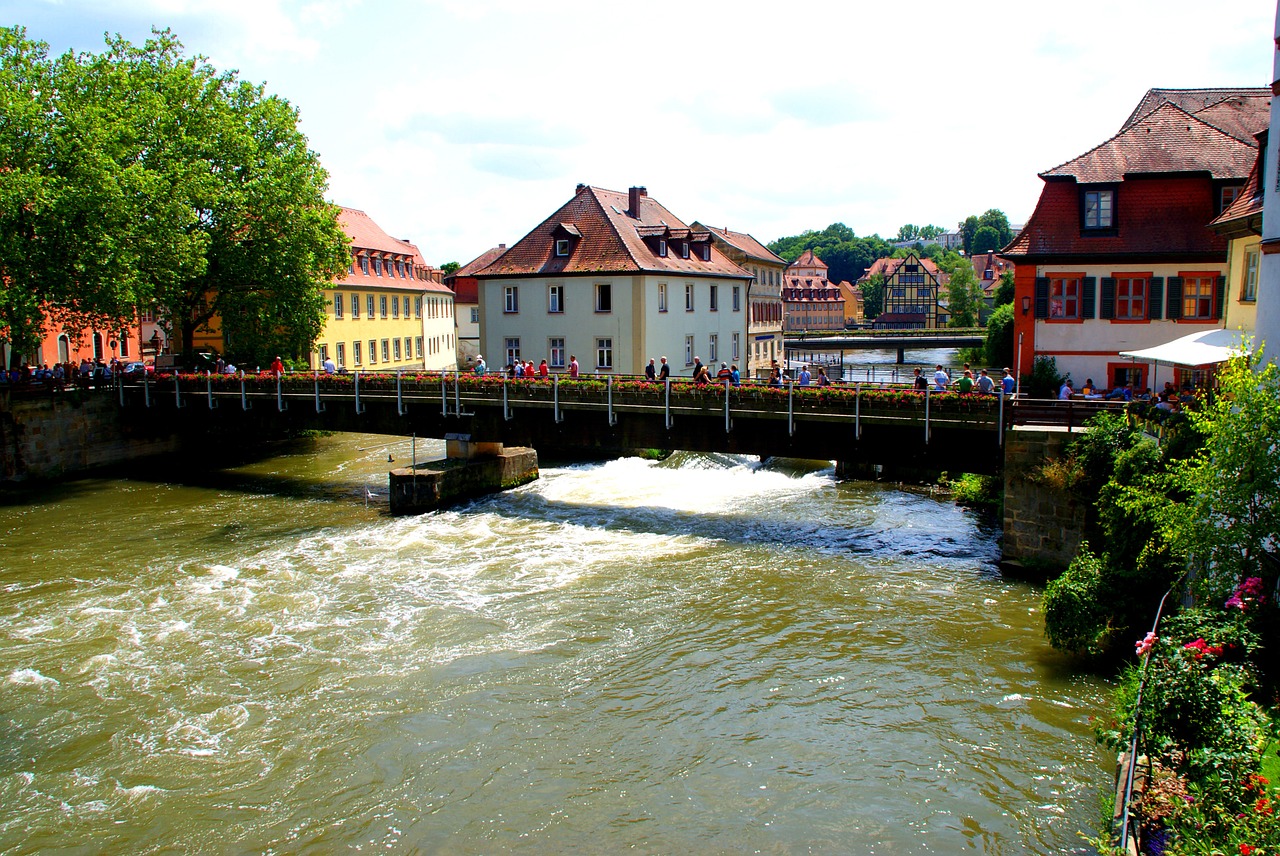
[0,436,1109,854]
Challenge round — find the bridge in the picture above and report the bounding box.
[786,329,986,365]
[61,370,1121,481]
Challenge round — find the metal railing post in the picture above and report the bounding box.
[144,372,151,408]
[664,378,673,429]
[855,382,861,440]
[924,386,931,444]
[174,374,185,409]
[788,377,795,437]
[240,377,251,411]
[553,374,564,423]
[502,374,512,421]
[998,388,1005,446]
[207,372,218,409]
[314,374,326,413]
[441,371,448,417]
[396,370,406,416]
[276,374,286,412]
[607,376,618,426]
[724,378,731,433]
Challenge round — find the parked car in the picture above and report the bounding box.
[120,361,154,383]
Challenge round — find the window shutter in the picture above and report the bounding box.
[1149,277,1164,320]
[1082,277,1097,319]
[1100,277,1116,319]
[1215,275,1227,319]
[1166,276,1183,320]
[1034,277,1049,318]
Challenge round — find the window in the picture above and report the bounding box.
[374,257,384,276]
[732,286,740,311]
[596,337,613,369]
[380,295,388,318]
[1243,248,1260,302]
[319,344,329,363]
[353,340,363,365]
[548,285,564,313]
[1084,189,1114,229]
[396,259,404,278]
[368,339,377,364]
[1182,275,1215,319]
[658,283,668,312]
[367,295,376,319]
[699,243,711,261]
[336,342,345,367]
[595,283,611,312]
[360,255,369,275]
[334,294,343,319]
[1221,184,1243,213]
[1115,277,1147,319]
[685,284,694,311]
[394,339,402,360]
[404,337,412,359]
[1049,277,1081,318]
[470,307,479,323]
[684,335,694,366]
[392,296,400,318]
[415,297,422,318]
[658,240,667,257]
[680,242,689,259]
[732,332,740,361]
[709,285,718,311]
[504,337,521,367]
[415,337,423,358]
[351,294,360,319]
[504,286,519,313]
[549,337,565,368]
[404,296,411,317]
[381,339,390,362]
[709,334,718,362]
[555,239,570,257]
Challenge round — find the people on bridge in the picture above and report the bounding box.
[270,356,284,377]
[932,365,949,391]
[322,355,336,374]
[913,368,928,391]
[976,369,994,394]
[539,360,549,378]
[816,367,830,386]
[691,356,704,382]
[659,356,670,381]
[730,364,741,386]
[474,355,486,375]
[645,359,657,381]
[716,362,732,383]
[798,365,811,386]
[768,365,782,387]
[569,355,580,378]
[957,370,974,394]
[1001,368,1015,395]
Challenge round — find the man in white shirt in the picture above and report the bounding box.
[933,365,950,391]
[322,356,336,374]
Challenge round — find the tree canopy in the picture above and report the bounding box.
[958,209,1013,254]
[0,27,350,364]
[767,223,894,287]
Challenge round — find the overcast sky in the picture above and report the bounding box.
[7,1,1275,266]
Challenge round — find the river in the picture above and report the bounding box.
[0,432,1110,854]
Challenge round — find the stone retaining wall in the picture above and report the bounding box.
[1001,427,1086,572]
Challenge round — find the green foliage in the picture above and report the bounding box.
[767,223,895,287]
[1167,355,1280,601]
[981,302,1014,367]
[1022,355,1064,399]
[945,472,1001,510]
[957,209,1012,255]
[859,272,885,320]
[1044,545,1109,653]
[944,263,982,328]
[994,270,1014,306]
[0,26,350,365]
[972,225,1002,254]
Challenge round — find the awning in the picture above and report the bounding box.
[1118,328,1253,368]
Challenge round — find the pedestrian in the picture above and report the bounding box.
[658,356,670,381]
[692,356,704,381]
[569,355,580,378]
[976,368,994,394]
[730,364,741,386]
[539,359,549,378]
[645,358,657,381]
[716,362,732,382]
[932,364,949,391]
[474,354,486,375]
[270,355,283,377]
[913,367,928,391]
[798,365,812,386]
[1001,367,1015,395]
[816,367,830,386]
[322,354,336,374]
[957,369,974,393]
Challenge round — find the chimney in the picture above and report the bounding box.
[575,183,587,194]
[628,186,647,217]
[499,243,506,249]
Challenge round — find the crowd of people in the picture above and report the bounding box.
[0,357,140,390]
[909,364,1015,395]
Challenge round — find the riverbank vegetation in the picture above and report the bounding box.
[1038,356,1279,853]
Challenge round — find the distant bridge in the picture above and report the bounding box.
[786,330,986,364]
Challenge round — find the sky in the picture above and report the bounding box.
[6,0,1276,266]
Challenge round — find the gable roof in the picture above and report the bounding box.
[335,206,451,294]
[696,224,786,265]
[791,249,826,269]
[1210,130,1266,236]
[857,253,945,283]
[1042,101,1261,184]
[475,185,750,279]
[1122,88,1270,143]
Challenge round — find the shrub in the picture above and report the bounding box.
[1022,355,1064,399]
[1044,545,1109,654]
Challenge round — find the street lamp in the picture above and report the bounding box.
[1021,296,1031,315]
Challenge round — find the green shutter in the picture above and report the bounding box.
[1100,277,1116,319]
[1082,277,1097,319]
[1166,276,1183,320]
[1034,277,1049,318]
[1215,275,1227,319]
[1149,277,1164,320]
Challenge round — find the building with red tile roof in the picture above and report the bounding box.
[445,244,509,365]
[857,253,950,328]
[782,250,844,332]
[971,251,1014,305]
[695,224,786,376]
[474,185,752,376]
[1208,130,1266,339]
[1002,87,1268,392]
[313,207,456,372]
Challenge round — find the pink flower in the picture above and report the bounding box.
[1135,631,1157,657]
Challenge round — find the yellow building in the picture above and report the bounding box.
[1210,137,1263,342]
[313,207,456,372]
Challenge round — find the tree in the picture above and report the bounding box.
[994,270,1014,306]
[977,209,1013,247]
[959,215,979,255]
[918,224,944,241]
[944,261,983,327]
[895,224,919,242]
[0,27,350,364]
[860,273,885,320]
[971,225,1002,254]
[981,302,1014,366]
[441,261,461,276]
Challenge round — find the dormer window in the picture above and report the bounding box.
[555,239,570,257]
[699,244,711,261]
[1083,188,1114,230]
[680,242,689,259]
[658,240,667,257]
